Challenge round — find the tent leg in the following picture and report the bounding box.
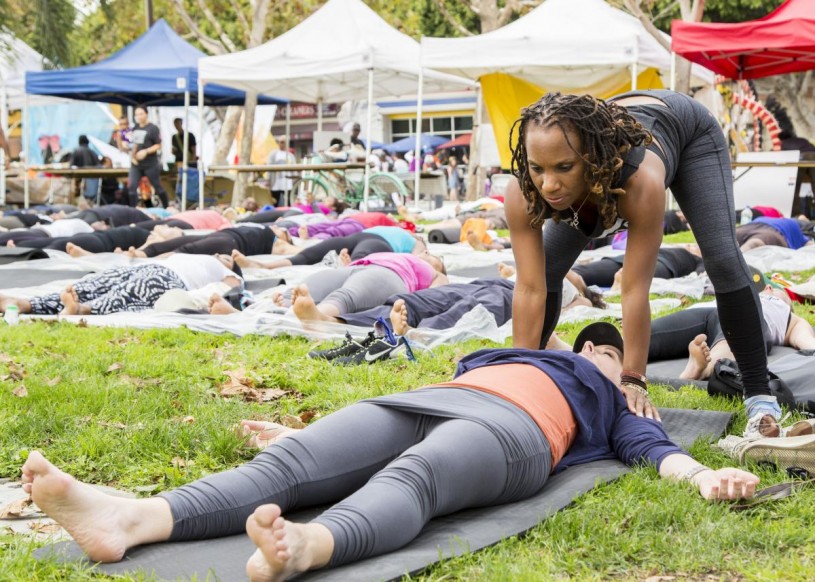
[413,51,424,207]
[197,81,205,205]
[363,67,373,211]
[285,103,291,206]
[181,89,190,211]
[23,93,29,209]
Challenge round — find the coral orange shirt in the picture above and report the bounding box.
[432,363,577,465]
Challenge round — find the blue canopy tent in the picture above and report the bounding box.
[23,19,285,208]
[384,134,448,154]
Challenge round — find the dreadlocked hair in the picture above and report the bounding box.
[510,92,652,230]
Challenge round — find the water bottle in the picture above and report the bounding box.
[4,305,20,326]
[740,206,753,225]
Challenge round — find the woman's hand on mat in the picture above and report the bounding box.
[621,384,661,422]
[696,468,759,500]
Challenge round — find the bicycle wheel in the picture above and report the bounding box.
[290,175,338,202]
[368,172,409,207]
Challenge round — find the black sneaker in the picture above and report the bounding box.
[307,331,377,361]
[334,335,416,366]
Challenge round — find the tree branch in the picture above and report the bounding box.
[196,0,238,53]
[622,0,671,52]
[171,0,227,55]
[249,0,272,46]
[227,0,251,42]
[431,0,474,36]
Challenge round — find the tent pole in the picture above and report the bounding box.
[317,97,323,132]
[630,41,639,91]
[197,80,205,205]
[285,102,291,206]
[23,92,29,209]
[670,51,677,92]
[181,89,190,210]
[413,42,424,207]
[363,65,373,211]
[0,87,7,207]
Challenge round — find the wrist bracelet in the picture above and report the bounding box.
[621,381,649,397]
[683,464,711,482]
[621,371,648,390]
[622,370,647,383]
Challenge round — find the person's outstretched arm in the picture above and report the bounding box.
[506,178,548,349]
[659,453,759,500]
[785,312,815,350]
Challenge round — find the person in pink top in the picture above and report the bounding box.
[217,251,448,323]
[171,209,233,230]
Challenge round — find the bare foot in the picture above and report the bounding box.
[60,286,90,316]
[0,294,31,314]
[292,285,336,324]
[497,262,515,278]
[126,246,147,259]
[298,225,309,240]
[389,299,410,336]
[7,239,16,248]
[271,226,292,245]
[208,293,238,315]
[271,292,289,308]
[272,238,298,256]
[466,231,486,251]
[245,504,332,582]
[233,250,265,269]
[65,242,91,258]
[338,248,351,267]
[680,334,712,380]
[22,451,141,563]
[239,420,298,449]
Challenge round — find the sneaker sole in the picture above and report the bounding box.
[741,435,815,477]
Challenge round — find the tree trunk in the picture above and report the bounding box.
[232,91,258,206]
[213,106,242,166]
[674,56,692,95]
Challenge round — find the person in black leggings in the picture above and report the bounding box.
[5,226,152,254]
[73,204,152,227]
[569,246,703,289]
[506,89,778,436]
[232,231,414,270]
[21,323,756,579]
[135,225,276,258]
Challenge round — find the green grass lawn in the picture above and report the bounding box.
[2,264,815,579]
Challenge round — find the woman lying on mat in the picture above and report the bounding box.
[649,285,815,382]
[209,251,447,324]
[0,253,242,316]
[507,90,778,437]
[23,322,757,581]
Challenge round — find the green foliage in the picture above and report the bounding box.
[629,0,786,33]
[415,0,480,37]
[5,0,77,67]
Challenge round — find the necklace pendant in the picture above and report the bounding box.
[568,211,579,229]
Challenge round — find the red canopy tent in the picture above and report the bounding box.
[671,0,815,79]
[435,133,472,151]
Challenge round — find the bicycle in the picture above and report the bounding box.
[289,154,409,211]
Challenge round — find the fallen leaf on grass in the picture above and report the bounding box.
[171,457,195,468]
[280,414,307,429]
[219,368,290,403]
[645,577,676,582]
[46,376,61,387]
[29,521,62,534]
[12,385,27,397]
[0,353,12,363]
[299,410,320,423]
[0,497,32,519]
[176,415,195,424]
[77,319,88,327]
[106,362,124,374]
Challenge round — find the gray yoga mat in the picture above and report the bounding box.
[0,268,91,289]
[646,346,799,391]
[448,261,514,279]
[37,407,731,581]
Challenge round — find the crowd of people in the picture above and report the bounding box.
[4,88,815,581]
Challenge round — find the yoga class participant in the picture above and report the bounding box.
[506,89,778,436]
[22,322,757,580]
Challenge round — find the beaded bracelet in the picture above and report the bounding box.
[620,374,648,391]
[683,464,712,483]
[620,381,649,397]
[622,370,648,384]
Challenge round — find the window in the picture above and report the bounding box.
[390,113,474,142]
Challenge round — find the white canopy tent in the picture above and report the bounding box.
[198,0,473,207]
[421,0,715,171]
[421,0,714,91]
[0,34,53,205]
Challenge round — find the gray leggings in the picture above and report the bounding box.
[161,389,551,566]
[542,89,769,397]
[297,265,408,314]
